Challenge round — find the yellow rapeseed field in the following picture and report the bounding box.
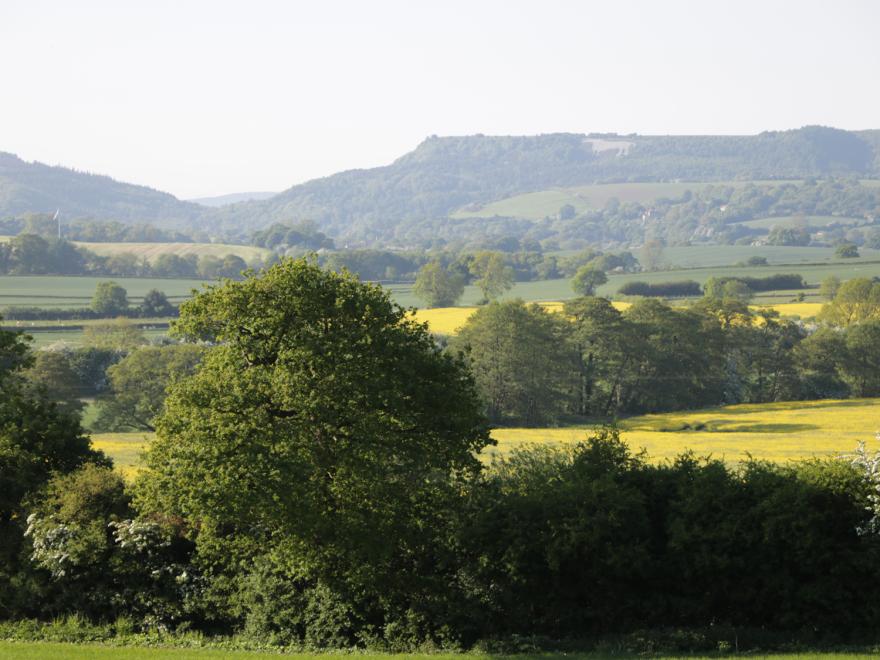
[91,432,152,479]
[489,398,880,464]
[411,301,631,335]
[760,302,823,318]
[412,301,817,336]
[93,398,880,477]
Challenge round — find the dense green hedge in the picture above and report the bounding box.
[617,280,702,297]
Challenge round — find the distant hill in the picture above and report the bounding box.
[212,126,880,241]
[2,126,880,247]
[0,152,203,226]
[189,191,277,207]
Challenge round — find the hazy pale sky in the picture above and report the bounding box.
[1,0,878,198]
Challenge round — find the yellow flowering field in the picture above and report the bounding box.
[412,301,817,336]
[411,301,631,335]
[761,302,823,318]
[93,399,880,476]
[489,398,880,464]
[91,432,152,479]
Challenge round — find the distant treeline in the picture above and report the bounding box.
[618,280,703,297]
[455,292,880,426]
[321,247,639,283]
[0,214,203,243]
[618,273,807,298]
[0,233,256,279]
[1,306,177,321]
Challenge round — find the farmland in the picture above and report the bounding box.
[449,179,880,221]
[490,398,880,464]
[412,301,820,335]
[449,180,787,219]
[91,398,880,477]
[737,214,864,230]
[74,240,272,263]
[0,275,205,309]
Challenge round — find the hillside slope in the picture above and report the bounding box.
[212,126,880,240]
[0,152,203,225]
[2,126,879,244]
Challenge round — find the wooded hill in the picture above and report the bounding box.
[2,126,880,244]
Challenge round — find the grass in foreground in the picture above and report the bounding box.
[1,644,877,659]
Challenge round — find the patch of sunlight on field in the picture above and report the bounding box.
[412,301,631,335]
[91,432,153,478]
[488,399,880,464]
[75,241,272,263]
[761,302,823,318]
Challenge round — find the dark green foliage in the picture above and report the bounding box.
[90,282,129,316]
[25,464,195,623]
[453,300,577,425]
[836,242,860,258]
[767,225,812,246]
[457,429,880,638]
[413,260,465,307]
[570,265,607,296]
[618,280,702,297]
[0,320,108,618]
[135,258,489,641]
[250,222,334,251]
[139,289,174,317]
[94,344,203,432]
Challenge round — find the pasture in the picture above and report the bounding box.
[737,214,864,230]
[0,275,205,309]
[91,398,880,477]
[449,181,780,220]
[75,241,272,263]
[450,179,880,221]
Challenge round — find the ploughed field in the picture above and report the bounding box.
[90,398,880,478]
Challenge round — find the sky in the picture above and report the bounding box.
[1,0,878,199]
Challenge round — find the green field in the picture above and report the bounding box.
[0,275,206,309]
[660,244,880,267]
[449,181,757,219]
[737,215,864,230]
[5,244,880,342]
[450,180,880,220]
[75,241,272,263]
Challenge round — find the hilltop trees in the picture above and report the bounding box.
[413,260,465,307]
